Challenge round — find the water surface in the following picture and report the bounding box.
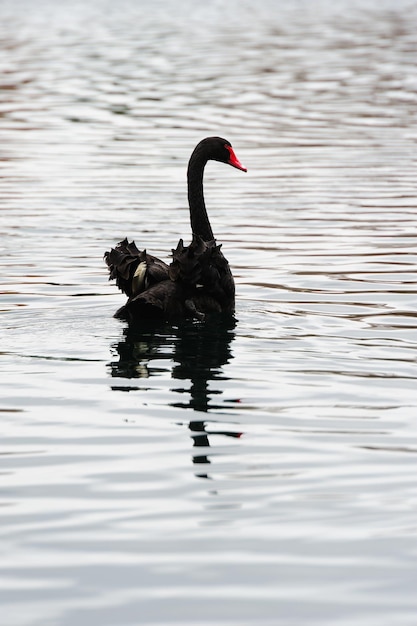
[1,1,417,625]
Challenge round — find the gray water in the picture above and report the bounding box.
[1,1,417,624]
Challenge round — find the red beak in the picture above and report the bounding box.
[225,145,247,172]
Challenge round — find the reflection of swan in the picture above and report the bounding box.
[104,137,246,321]
[109,317,242,474]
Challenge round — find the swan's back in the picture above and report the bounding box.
[105,235,234,321]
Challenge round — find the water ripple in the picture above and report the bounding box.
[1,1,417,625]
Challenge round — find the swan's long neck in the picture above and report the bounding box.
[187,149,214,241]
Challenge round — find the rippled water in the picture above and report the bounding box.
[1,1,417,624]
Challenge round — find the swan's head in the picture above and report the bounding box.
[197,136,247,172]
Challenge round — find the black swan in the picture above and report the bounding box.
[104,136,246,321]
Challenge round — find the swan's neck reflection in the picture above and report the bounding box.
[109,317,240,477]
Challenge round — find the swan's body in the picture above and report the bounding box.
[104,137,246,321]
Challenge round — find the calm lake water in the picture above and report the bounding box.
[1,0,417,624]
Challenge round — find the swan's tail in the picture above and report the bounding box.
[104,238,169,298]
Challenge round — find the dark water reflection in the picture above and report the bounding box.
[111,317,235,410]
[110,317,241,473]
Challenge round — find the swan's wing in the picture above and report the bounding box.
[168,237,207,284]
[200,242,235,311]
[169,236,235,314]
[104,238,169,297]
